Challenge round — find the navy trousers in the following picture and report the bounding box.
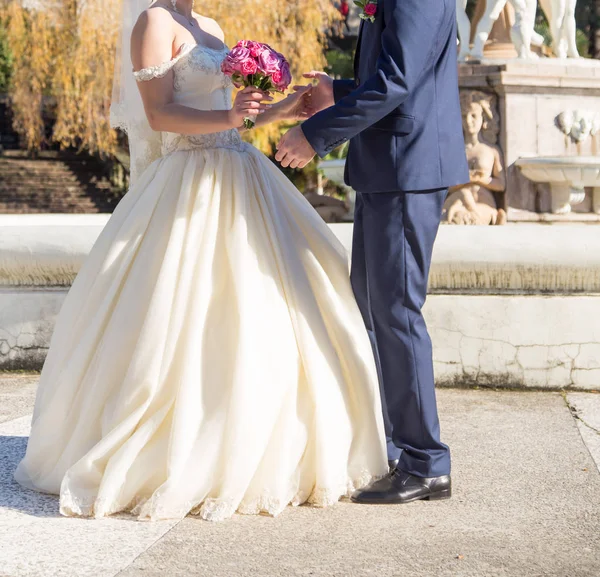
[351,189,450,478]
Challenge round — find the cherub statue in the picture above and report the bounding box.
[442,92,507,225]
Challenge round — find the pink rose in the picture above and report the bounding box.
[227,45,251,65]
[221,57,236,75]
[272,61,292,90]
[271,70,282,85]
[364,3,377,16]
[248,41,264,58]
[257,47,281,75]
[240,58,258,76]
[281,62,292,87]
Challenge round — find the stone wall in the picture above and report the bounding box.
[1,215,599,390]
[0,215,106,370]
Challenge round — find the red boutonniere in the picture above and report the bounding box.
[355,0,377,23]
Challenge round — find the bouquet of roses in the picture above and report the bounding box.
[221,40,292,129]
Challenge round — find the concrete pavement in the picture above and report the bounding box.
[0,374,599,577]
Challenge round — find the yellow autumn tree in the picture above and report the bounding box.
[52,0,119,156]
[4,0,338,158]
[4,1,56,152]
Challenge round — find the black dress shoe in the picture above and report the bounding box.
[388,459,399,472]
[351,469,451,504]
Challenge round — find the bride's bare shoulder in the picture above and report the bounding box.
[131,4,175,70]
[132,4,174,40]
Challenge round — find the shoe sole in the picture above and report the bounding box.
[350,489,452,505]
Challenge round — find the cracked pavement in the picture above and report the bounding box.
[0,374,599,577]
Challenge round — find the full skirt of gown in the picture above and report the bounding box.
[14,143,388,521]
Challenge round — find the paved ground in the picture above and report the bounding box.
[0,374,599,577]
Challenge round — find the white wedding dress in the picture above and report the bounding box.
[14,43,387,521]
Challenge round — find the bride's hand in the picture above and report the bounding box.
[276,85,314,122]
[228,87,273,128]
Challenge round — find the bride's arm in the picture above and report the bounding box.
[249,86,313,129]
[131,9,270,134]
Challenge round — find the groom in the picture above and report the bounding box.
[276,0,468,503]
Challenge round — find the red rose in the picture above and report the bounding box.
[364,3,377,16]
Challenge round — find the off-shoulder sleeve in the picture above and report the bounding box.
[133,44,193,82]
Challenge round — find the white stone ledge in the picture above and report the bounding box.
[331,222,600,294]
[2,216,600,294]
[0,215,108,287]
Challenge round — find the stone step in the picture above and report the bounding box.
[0,206,106,214]
[0,149,123,214]
[0,179,110,188]
[0,188,116,199]
[0,198,111,206]
[0,195,111,204]
[0,182,114,191]
[0,164,97,172]
[0,199,105,207]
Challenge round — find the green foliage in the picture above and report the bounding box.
[325,49,354,79]
[0,21,13,92]
[534,15,552,46]
[535,13,591,58]
[322,141,348,161]
[576,28,591,57]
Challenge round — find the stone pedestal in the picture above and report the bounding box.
[459,59,600,213]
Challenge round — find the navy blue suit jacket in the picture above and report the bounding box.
[302,0,469,193]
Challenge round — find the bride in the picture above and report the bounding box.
[14,0,387,521]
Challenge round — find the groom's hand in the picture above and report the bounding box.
[296,71,334,116]
[275,126,316,169]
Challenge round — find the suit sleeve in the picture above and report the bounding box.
[333,79,356,103]
[302,0,446,158]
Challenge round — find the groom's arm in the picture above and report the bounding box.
[302,0,448,158]
[333,79,356,103]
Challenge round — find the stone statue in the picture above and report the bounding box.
[442,92,507,225]
[457,0,580,61]
[538,0,579,58]
[456,0,472,61]
[556,110,600,143]
[470,0,538,60]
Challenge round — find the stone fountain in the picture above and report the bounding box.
[456,0,600,222]
[516,156,600,214]
[321,1,600,224]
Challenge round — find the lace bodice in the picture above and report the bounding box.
[134,43,245,157]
